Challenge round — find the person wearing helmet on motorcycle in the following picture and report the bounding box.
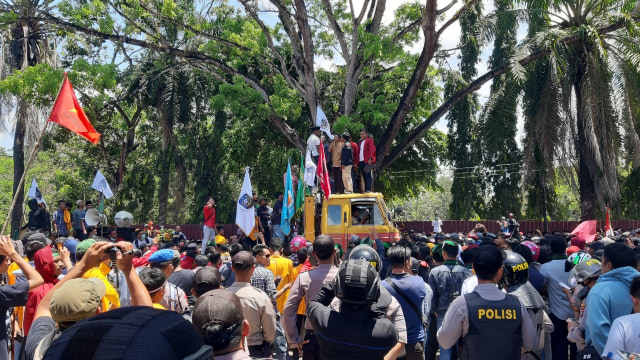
[500,251,554,360]
[335,243,408,359]
[567,259,602,351]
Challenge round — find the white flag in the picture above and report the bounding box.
[236,167,256,235]
[316,106,334,140]
[27,177,46,206]
[91,170,114,199]
[304,148,317,186]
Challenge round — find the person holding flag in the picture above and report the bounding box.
[605,207,615,237]
[272,192,284,240]
[307,127,322,165]
[317,138,331,200]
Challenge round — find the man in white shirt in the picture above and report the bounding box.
[432,214,443,233]
[307,127,321,165]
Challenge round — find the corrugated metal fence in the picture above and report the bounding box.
[145,220,640,240]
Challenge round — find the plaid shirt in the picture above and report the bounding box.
[53,209,68,236]
[251,264,277,309]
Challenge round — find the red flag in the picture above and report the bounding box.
[317,140,331,200]
[48,76,101,144]
[571,220,597,243]
[605,207,614,237]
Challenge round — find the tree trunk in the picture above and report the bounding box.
[10,98,27,236]
[574,81,597,220]
[173,153,186,224]
[158,109,172,225]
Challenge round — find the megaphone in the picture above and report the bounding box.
[85,208,101,226]
[114,211,133,228]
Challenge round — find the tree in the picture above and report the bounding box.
[513,0,640,220]
[478,0,522,218]
[446,0,484,220]
[0,0,58,234]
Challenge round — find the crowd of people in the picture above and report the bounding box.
[4,193,640,360]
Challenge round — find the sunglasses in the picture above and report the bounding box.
[262,253,271,258]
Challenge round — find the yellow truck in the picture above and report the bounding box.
[303,192,401,249]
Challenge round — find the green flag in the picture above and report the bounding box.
[296,152,305,211]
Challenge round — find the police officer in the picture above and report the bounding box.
[437,246,537,360]
[500,251,554,359]
[307,259,398,359]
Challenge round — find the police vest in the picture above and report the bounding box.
[461,291,522,360]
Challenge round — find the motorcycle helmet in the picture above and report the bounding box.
[348,244,381,273]
[565,251,591,272]
[521,241,540,262]
[499,251,529,289]
[572,259,601,284]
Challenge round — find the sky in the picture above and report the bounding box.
[0,0,528,154]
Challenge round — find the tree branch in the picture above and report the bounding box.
[436,0,479,38]
[321,0,349,62]
[240,0,306,96]
[437,0,458,15]
[381,15,640,169]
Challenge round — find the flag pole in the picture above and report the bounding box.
[2,121,50,235]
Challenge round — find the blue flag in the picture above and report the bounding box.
[281,161,295,236]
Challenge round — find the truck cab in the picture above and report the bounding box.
[303,192,401,249]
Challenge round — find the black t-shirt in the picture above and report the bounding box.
[257,206,270,227]
[24,316,56,360]
[168,270,196,305]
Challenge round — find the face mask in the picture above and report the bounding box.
[142,234,147,240]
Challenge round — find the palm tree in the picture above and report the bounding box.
[0,0,57,235]
[492,0,640,220]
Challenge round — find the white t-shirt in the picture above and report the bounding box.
[461,275,478,295]
[602,313,640,359]
[307,134,321,156]
[432,219,443,233]
[461,275,505,295]
[359,140,365,161]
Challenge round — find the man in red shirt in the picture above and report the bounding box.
[202,197,216,254]
[357,129,376,192]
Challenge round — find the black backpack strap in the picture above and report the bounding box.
[385,278,425,324]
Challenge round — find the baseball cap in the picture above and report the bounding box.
[50,278,106,326]
[63,238,78,257]
[76,239,96,254]
[571,236,586,250]
[192,267,222,297]
[193,289,244,338]
[567,246,581,256]
[44,307,212,360]
[148,249,175,263]
[231,251,255,270]
[410,257,420,274]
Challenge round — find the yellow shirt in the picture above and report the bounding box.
[8,260,27,330]
[266,254,294,314]
[83,262,121,312]
[215,234,226,245]
[152,303,166,310]
[293,264,306,316]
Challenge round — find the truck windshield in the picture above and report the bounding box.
[351,203,384,226]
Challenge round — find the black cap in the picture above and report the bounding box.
[311,126,320,131]
[231,251,255,270]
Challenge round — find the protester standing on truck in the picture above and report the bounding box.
[357,129,376,192]
[307,127,321,165]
